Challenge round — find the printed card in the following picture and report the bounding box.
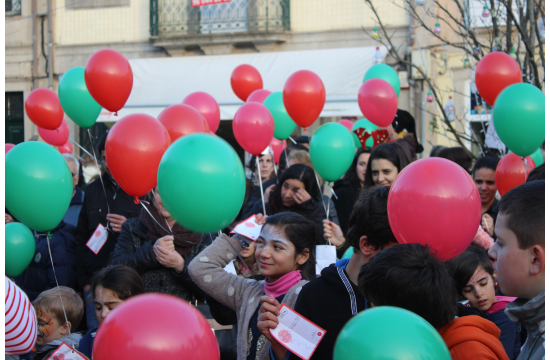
[315,245,337,275]
[230,215,262,241]
[46,342,89,360]
[86,223,108,255]
[270,304,327,360]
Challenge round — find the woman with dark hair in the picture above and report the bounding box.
[78,265,145,358]
[249,151,276,186]
[189,212,316,360]
[364,143,411,188]
[437,147,473,173]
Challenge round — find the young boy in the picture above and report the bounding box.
[358,244,509,360]
[488,180,545,360]
[32,286,85,360]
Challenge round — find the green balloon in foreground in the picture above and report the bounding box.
[342,246,354,259]
[158,133,246,233]
[59,67,102,128]
[363,63,401,98]
[529,148,544,167]
[5,222,36,278]
[493,83,545,157]
[334,306,451,360]
[6,141,73,232]
[264,92,297,140]
[310,122,356,182]
[352,118,379,148]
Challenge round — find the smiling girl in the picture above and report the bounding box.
[363,143,411,188]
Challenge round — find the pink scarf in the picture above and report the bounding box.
[264,270,302,298]
[486,296,517,314]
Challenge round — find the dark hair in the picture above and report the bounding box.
[248,152,274,173]
[262,212,316,280]
[342,148,371,184]
[429,145,447,157]
[473,156,500,176]
[295,136,310,144]
[446,246,494,300]
[91,265,145,302]
[358,244,457,330]
[364,143,411,188]
[437,147,473,173]
[279,144,309,173]
[270,164,321,204]
[526,163,545,182]
[498,180,545,249]
[347,186,396,252]
[97,132,108,154]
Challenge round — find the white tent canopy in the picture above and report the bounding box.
[97,46,388,122]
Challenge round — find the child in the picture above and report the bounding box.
[32,286,84,360]
[447,245,522,359]
[358,244,509,360]
[488,180,545,360]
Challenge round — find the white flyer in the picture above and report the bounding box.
[86,223,108,255]
[46,342,89,360]
[230,215,262,241]
[315,245,337,275]
[270,304,327,360]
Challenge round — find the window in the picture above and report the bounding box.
[66,0,129,10]
[466,0,519,29]
[5,92,24,144]
[5,0,21,16]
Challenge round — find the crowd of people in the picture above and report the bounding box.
[5,118,545,360]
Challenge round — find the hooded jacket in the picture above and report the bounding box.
[63,186,85,228]
[32,332,83,360]
[438,315,510,360]
[505,292,545,360]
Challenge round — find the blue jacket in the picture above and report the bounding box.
[63,187,84,228]
[487,309,523,360]
[14,221,77,302]
[79,327,98,359]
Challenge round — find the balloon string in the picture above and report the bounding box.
[325,182,332,220]
[314,173,328,214]
[257,156,267,216]
[87,130,112,225]
[288,136,297,145]
[68,138,93,158]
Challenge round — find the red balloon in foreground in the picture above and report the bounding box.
[58,141,73,154]
[105,114,171,203]
[246,89,272,104]
[283,70,326,130]
[85,49,133,113]
[158,104,210,143]
[270,138,287,164]
[495,153,535,196]
[388,158,481,261]
[5,144,15,154]
[338,119,354,132]
[182,92,221,132]
[38,118,69,146]
[233,102,274,156]
[93,293,219,360]
[475,52,522,107]
[24,88,64,130]
[358,78,398,127]
[231,64,263,102]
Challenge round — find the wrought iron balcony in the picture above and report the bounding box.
[150,0,290,37]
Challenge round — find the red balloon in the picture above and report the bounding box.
[246,89,272,104]
[105,114,171,203]
[475,52,522,107]
[5,144,15,154]
[283,70,326,130]
[495,153,534,196]
[58,141,73,154]
[182,92,221,132]
[388,158,481,261]
[358,78,398,127]
[231,64,263,102]
[233,103,274,156]
[93,293,219,360]
[38,118,69,146]
[338,119,354,132]
[270,138,287,165]
[85,49,133,113]
[158,104,210,143]
[24,88,64,130]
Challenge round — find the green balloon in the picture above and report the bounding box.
[352,119,379,148]
[363,64,401,97]
[334,307,451,360]
[342,246,354,259]
[5,222,36,277]
[310,123,356,182]
[59,67,102,128]
[158,133,246,233]
[493,83,545,157]
[6,142,73,232]
[529,148,544,167]
[264,92,297,140]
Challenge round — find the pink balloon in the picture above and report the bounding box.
[388,158,481,261]
[182,92,221,132]
[246,89,272,104]
[5,144,15,154]
[270,138,287,164]
[338,119,354,132]
[358,78,398,127]
[38,118,69,146]
[58,141,73,154]
[233,103,274,156]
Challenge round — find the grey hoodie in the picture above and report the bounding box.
[505,292,545,360]
[33,332,83,360]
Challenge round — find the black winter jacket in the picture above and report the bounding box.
[332,178,361,236]
[240,177,278,220]
[74,173,143,289]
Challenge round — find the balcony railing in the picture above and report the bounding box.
[150,0,290,37]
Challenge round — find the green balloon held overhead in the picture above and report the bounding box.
[264,92,297,140]
[5,222,36,277]
[158,134,246,233]
[6,142,73,232]
[493,83,545,157]
[59,67,102,128]
[363,64,401,98]
[529,148,544,167]
[352,119,379,148]
[334,306,451,360]
[310,122,356,182]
